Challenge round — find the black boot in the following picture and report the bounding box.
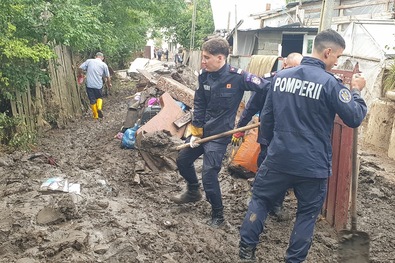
[207,207,225,228]
[239,241,256,262]
[170,183,202,204]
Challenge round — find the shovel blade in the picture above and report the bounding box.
[338,230,370,263]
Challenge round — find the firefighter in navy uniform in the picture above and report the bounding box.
[232,53,303,166]
[231,52,303,220]
[170,37,271,228]
[239,29,368,262]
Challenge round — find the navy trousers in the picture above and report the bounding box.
[240,164,327,262]
[176,138,228,210]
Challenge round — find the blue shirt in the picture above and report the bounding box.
[193,64,270,144]
[79,58,110,89]
[261,57,367,178]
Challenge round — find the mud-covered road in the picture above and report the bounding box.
[0,75,394,263]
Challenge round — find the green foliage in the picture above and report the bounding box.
[0,0,215,148]
[384,62,395,91]
[0,112,36,150]
[173,0,215,49]
[0,0,54,100]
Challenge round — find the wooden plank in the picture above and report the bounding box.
[15,90,26,125]
[333,118,353,231]
[156,76,195,108]
[21,90,30,130]
[35,83,45,128]
[137,69,158,85]
[173,111,191,128]
[325,120,342,226]
[26,84,35,130]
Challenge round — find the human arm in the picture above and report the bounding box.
[232,92,265,146]
[189,74,207,147]
[105,76,112,88]
[260,85,274,146]
[103,64,112,88]
[237,92,265,128]
[330,74,367,128]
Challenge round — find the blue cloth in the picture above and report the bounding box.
[121,124,140,149]
[79,58,110,89]
[261,57,367,178]
[240,164,328,262]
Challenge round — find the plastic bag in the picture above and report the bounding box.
[121,123,140,149]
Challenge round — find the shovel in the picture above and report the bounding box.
[173,122,260,151]
[338,127,370,262]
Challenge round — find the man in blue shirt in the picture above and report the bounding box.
[239,29,368,262]
[79,52,112,119]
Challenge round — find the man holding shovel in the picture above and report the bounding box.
[170,37,270,228]
[238,29,367,262]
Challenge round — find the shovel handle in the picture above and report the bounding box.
[174,122,260,151]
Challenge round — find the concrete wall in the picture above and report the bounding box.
[256,31,281,56]
[364,98,395,158]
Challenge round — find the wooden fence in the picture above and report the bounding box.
[10,45,85,132]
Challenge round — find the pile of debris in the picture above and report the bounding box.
[119,57,260,179]
[119,59,199,172]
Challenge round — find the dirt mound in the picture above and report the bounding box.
[0,77,394,262]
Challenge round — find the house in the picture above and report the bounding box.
[225,0,395,159]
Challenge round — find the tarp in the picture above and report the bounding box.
[247,55,279,76]
[235,31,257,56]
[342,21,395,60]
[339,21,395,107]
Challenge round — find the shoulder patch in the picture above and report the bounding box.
[230,67,243,74]
[326,71,344,83]
[263,71,276,79]
[339,88,352,103]
[250,75,261,85]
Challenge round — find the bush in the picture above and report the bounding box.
[384,62,395,91]
[0,112,36,150]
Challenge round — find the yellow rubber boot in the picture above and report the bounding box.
[96,98,103,118]
[90,104,98,119]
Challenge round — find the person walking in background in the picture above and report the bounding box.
[78,52,112,119]
[157,48,163,61]
[164,48,169,61]
[170,37,271,228]
[175,49,183,66]
[239,29,368,262]
[231,52,303,220]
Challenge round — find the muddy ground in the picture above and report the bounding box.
[1,73,395,263]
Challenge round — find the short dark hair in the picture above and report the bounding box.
[202,37,229,57]
[314,29,346,52]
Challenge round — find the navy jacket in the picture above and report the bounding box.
[261,57,367,178]
[237,72,275,144]
[193,64,270,144]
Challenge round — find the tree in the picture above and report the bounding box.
[173,0,215,49]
